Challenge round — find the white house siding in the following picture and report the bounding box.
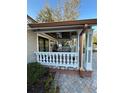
[27,30,37,63]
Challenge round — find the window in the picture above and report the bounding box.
[38,36,49,52]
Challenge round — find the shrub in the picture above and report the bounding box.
[27,62,58,93]
[27,62,48,87]
[49,80,57,93]
[44,73,57,93]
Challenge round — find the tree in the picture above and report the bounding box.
[63,0,80,20]
[93,32,97,45]
[36,5,54,22]
[36,0,80,22]
[93,32,97,49]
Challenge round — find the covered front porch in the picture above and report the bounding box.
[35,31,80,70]
[28,19,97,74]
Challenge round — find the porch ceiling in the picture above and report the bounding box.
[46,32,77,39]
[28,19,97,32]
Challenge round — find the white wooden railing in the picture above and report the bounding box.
[34,52,79,69]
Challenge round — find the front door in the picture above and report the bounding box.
[38,36,49,52]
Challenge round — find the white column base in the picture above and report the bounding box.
[85,63,92,71]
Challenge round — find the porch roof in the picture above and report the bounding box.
[28,18,97,31]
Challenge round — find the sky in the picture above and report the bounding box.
[27,0,97,31]
[27,0,97,19]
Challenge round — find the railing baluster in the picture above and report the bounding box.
[49,54,51,63]
[75,54,78,68]
[48,54,49,63]
[45,54,48,63]
[59,54,62,64]
[75,54,77,64]
[67,54,69,65]
[63,53,66,65]
[43,54,45,62]
[41,54,44,62]
[53,54,55,64]
[71,54,73,65]
[37,53,39,62]
[56,53,58,64]
[40,53,41,62]
[40,54,42,62]
[37,54,40,62]
[51,54,53,63]
[73,54,76,64]
[74,54,77,67]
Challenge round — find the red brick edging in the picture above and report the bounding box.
[49,68,93,77]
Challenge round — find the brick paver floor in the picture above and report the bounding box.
[55,52,97,93]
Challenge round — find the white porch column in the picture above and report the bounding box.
[85,29,93,71]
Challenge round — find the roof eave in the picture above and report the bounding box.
[28,19,97,28]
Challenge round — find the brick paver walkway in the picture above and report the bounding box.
[55,52,97,93]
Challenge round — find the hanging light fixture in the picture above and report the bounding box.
[56,32,62,38]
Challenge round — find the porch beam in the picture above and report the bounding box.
[28,26,84,32]
[33,29,81,33]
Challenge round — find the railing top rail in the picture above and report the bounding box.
[34,52,78,54]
